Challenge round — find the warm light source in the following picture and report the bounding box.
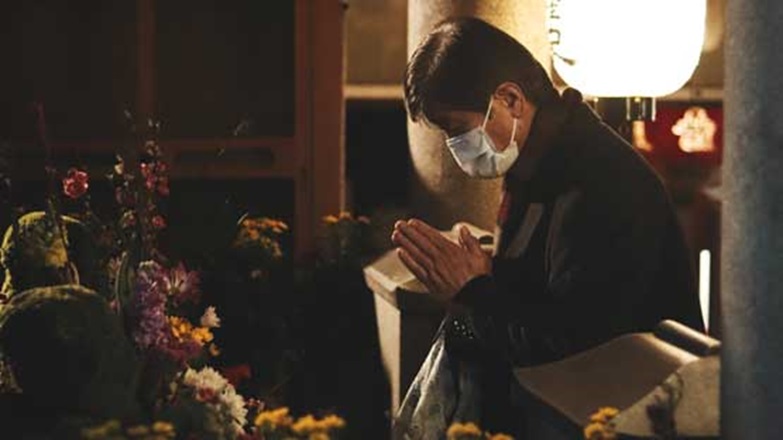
[547,0,706,98]
[672,106,717,153]
[699,249,711,333]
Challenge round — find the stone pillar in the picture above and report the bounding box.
[407,0,551,230]
[722,0,783,438]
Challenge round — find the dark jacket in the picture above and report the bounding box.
[453,89,704,366]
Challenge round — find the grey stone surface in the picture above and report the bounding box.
[614,356,720,438]
[722,0,783,438]
[406,0,550,230]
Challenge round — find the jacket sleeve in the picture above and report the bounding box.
[453,183,674,362]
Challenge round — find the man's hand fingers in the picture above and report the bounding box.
[398,248,431,285]
[396,220,444,259]
[392,229,434,273]
[407,219,459,253]
[459,226,482,255]
[398,249,452,300]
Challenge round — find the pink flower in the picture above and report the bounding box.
[62,168,89,199]
[141,161,170,196]
[152,215,167,230]
[164,263,201,305]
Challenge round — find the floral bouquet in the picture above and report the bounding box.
[0,106,353,439]
[98,127,252,438]
[317,212,372,268]
[233,216,289,280]
[53,116,251,438]
[158,366,248,440]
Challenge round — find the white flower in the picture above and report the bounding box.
[221,383,248,434]
[181,366,247,436]
[183,366,228,391]
[200,306,221,328]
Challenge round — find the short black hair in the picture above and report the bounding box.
[404,17,558,123]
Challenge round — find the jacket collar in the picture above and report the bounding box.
[505,88,585,184]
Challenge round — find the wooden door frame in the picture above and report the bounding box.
[131,0,345,260]
[295,0,345,260]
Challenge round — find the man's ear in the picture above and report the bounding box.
[493,82,528,119]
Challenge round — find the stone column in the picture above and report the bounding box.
[722,0,783,438]
[407,0,550,230]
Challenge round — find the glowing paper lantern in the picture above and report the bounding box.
[546,0,707,98]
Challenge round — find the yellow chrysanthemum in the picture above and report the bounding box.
[589,407,620,424]
[169,316,190,340]
[309,433,330,440]
[151,421,176,437]
[81,420,122,439]
[255,407,294,429]
[292,415,319,434]
[583,422,616,440]
[323,215,339,224]
[261,218,288,233]
[487,434,514,440]
[290,413,346,434]
[126,424,150,436]
[235,217,287,250]
[319,415,346,430]
[190,326,214,345]
[168,316,213,346]
[446,422,483,438]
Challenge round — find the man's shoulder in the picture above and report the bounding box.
[560,112,668,204]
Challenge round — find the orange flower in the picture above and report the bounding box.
[168,316,213,346]
[446,422,482,439]
[255,407,294,429]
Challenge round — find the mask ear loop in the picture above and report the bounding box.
[481,97,493,130]
[508,117,518,149]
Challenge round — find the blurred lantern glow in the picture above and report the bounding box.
[631,121,654,151]
[547,0,707,97]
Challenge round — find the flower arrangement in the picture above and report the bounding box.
[318,211,372,267]
[162,366,249,438]
[233,216,289,279]
[53,121,250,438]
[130,260,218,365]
[446,422,514,440]
[0,107,357,439]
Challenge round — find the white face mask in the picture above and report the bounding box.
[445,97,519,178]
